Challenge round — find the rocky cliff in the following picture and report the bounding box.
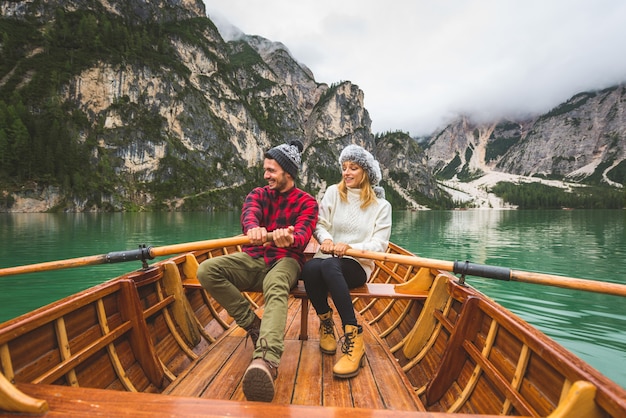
[0,0,439,212]
[425,86,626,187]
[1,0,623,213]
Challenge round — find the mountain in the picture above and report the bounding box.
[426,87,626,183]
[0,0,441,212]
[0,1,623,212]
[423,86,626,208]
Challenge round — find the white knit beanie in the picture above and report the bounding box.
[339,144,385,198]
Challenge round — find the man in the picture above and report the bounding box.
[197,139,318,402]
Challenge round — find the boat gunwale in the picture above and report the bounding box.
[435,281,626,416]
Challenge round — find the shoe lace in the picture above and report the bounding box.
[258,338,279,378]
[338,332,355,355]
[320,319,335,337]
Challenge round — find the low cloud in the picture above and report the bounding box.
[205,0,626,136]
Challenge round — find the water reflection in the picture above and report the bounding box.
[0,212,242,326]
[392,209,626,388]
[1,212,243,266]
[393,210,626,281]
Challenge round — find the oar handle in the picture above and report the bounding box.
[453,260,511,281]
[106,246,154,263]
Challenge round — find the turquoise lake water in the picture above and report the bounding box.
[1,210,624,388]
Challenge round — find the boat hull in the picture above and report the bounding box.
[1,241,625,417]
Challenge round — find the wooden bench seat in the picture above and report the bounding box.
[290,280,428,340]
[182,277,429,340]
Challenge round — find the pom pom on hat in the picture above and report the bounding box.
[265,140,304,178]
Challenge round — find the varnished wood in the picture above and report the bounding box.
[0,374,48,414]
[425,297,483,405]
[345,247,626,297]
[0,254,111,277]
[291,281,430,300]
[1,241,626,417]
[402,274,451,358]
[0,234,265,278]
[14,382,492,418]
[182,275,429,341]
[5,232,625,297]
[118,279,165,388]
[96,298,138,392]
[162,261,201,347]
[509,269,626,297]
[163,298,424,410]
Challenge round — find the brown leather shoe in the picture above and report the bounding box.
[242,357,278,402]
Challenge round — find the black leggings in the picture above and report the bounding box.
[301,257,367,327]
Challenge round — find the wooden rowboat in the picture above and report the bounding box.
[1,236,625,417]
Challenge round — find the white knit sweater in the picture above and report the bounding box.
[313,184,392,278]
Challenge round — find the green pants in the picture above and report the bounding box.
[196,251,300,364]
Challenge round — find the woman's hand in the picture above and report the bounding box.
[332,242,351,257]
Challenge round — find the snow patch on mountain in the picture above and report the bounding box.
[440,171,583,209]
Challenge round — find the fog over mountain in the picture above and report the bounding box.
[205,0,626,136]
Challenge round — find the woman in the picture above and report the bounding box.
[302,144,392,378]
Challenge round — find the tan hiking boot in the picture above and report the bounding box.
[318,310,337,354]
[333,324,365,378]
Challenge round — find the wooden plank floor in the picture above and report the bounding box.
[165,296,425,411]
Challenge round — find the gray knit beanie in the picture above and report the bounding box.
[339,144,385,198]
[265,140,304,179]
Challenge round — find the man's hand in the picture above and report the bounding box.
[247,227,268,246]
[320,239,334,254]
[272,226,295,248]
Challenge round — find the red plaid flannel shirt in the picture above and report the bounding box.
[241,185,318,268]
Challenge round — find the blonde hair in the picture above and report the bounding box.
[337,169,378,209]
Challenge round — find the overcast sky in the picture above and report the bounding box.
[203,1,626,136]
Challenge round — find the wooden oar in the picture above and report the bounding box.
[346,248,626,298]
[3,234,624,297]
[149,235,258,257]
[0,235,255,277]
